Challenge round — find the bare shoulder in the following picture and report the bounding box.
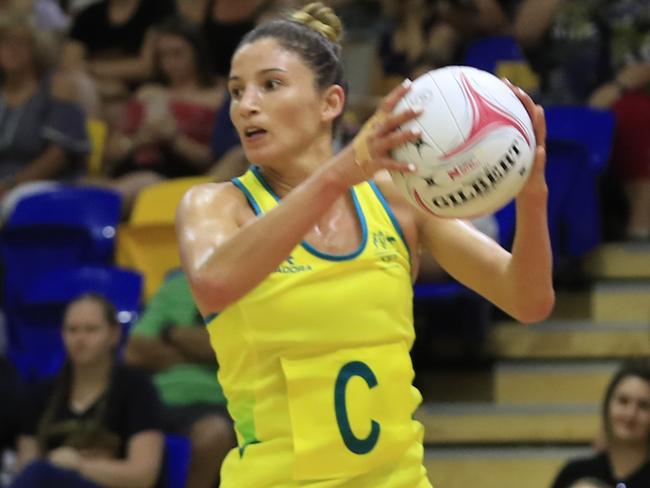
[178,181,252,227]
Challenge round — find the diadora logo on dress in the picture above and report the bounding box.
[372,231,399,264]
[274,255,313,274]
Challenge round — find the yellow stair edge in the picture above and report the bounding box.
[416,403,599,444]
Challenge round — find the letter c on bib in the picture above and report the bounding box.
[334,361,380,454]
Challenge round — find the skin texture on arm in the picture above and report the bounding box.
[50,431,164,488]
[124,336,189,371]
[177,77,421,314]
[412,84,554,323]
[167,326,216,364]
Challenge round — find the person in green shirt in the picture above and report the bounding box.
[125,269,235,488]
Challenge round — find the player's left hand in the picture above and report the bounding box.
[504,79,548,203]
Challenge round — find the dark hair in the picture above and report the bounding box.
[67,292,119,328]
[236,2,347,129]
[36,293,122,455]
[153,15,215,88]
[602,360,650,444]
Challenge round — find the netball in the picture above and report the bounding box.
[391,66,536,218]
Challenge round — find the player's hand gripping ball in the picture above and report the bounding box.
[390,66,536,218]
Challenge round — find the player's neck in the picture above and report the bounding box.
[260,133,334,197]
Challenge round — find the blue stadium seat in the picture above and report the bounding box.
[7,266,142,381]
[545,106,615,257]
[463,35,539,96]
[495,106,615,257]
[463,35,525,74]
[0,185,122,309]
[161,434,192,488]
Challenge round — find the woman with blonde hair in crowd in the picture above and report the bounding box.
[0,11,88,214]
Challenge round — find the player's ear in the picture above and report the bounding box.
[321,84,345,124]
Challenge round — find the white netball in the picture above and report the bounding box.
[390,66,536,218]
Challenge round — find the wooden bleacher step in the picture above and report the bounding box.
[425,446,592,488]
[495,359,620,405]
[416,403,599,445]
[488,320,650,359]
[591,280,650,322]
[585,242,650,279]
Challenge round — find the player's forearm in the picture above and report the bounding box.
[169,327,216,364]
[507,192,555,323]
[193,149,351,311]
[124,336,188,371]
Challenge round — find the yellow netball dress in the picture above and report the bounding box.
[205,166,432,487]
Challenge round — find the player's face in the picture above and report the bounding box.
[157,33,195,85]
[62,300,119,366]
[228,38,328,165]
[607,375,650,445]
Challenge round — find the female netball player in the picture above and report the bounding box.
[176,3,554,486]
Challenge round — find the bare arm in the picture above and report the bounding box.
[124,336,190,371]
[77,431,163,488]
[177,82,421,314]
[13,145,68,184]
[177,155,352,314]
[513,0,562,48]
[417,84,554,323]
[167,326,216,364]
[85,29,157,83]
[170,134,213,171]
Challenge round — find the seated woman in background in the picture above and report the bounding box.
[94,15,224,211]
[0,12,89,203]
[11,293,164,488]
[551,361,650,488]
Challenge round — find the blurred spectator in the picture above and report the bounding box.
[59,0,101,16]
[88,16,224,210]
[379,0,509,81]
[514,0,650,241]
[63,0,177,103]
[11,293,163,488]
[0,12,89,202]
[202,0,267,79]
[513,0,607,105]
[174,0,209,25]
[0,0,69,32]
[592,1,650,241]
[125,270,235,488]
[550,361,650,488]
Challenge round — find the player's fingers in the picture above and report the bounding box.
[504,79,537,123]
[379,105,423,135]
[374,127,421,154]
[533,105,547,148]
[380,79,412,114]
[374,156,416,174]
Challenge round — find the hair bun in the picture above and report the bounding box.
[291,2,343,44]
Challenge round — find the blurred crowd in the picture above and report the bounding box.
[0,0,648,238]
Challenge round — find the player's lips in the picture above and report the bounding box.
[243,126,268,142]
